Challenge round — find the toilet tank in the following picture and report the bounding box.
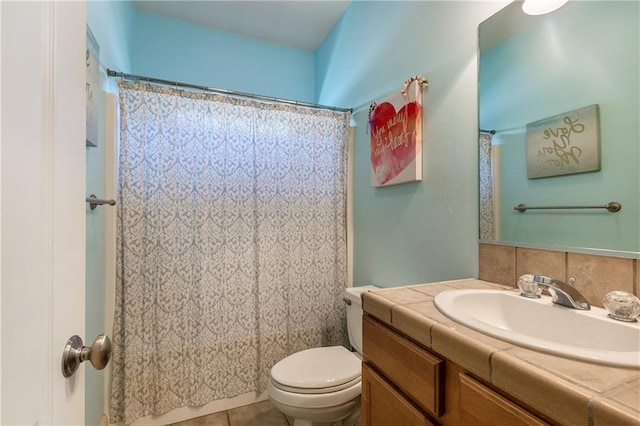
[343,285,378,355]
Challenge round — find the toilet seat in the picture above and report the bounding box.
[270,346,361,393]
[271,376,361,394]
[268,378,362,409]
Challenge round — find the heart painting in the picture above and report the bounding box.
[370,99,422,186]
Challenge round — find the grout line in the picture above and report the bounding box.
[428,323,434,348]
[633,259,638,296]
[598,378,640,404]
[586,395,596,426]
[488,350,496,383]
[582,379,640,426]
[513,246,518,285]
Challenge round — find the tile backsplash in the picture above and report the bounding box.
[479,243,638,308]
[478,244,516,286]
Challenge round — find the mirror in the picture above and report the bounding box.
[478,0,639,253]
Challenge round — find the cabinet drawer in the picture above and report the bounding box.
[459,374,548,426]
[363,316,444,417]
[362,363,435,426]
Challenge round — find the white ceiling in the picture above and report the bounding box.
[132,0,351,51]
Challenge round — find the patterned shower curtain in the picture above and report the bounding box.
[479,133,498,240]
[110,81,350,424]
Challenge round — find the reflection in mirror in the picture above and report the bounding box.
[478,0,639,253]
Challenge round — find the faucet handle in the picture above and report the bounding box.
[603,291,640,322]
[518,274,542,298]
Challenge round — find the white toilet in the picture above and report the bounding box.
[268,285,377,426]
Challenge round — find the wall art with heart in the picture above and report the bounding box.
[369,76,427,187]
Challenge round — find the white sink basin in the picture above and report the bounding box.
[434,289,640,368]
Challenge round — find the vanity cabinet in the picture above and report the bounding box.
[362,316,444,417]
[362,315,549,426]
[362,363,435,426]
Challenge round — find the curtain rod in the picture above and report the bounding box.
[480,129,496,135]
[107,69,352,114]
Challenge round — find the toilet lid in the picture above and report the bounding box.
[270,346,361,391]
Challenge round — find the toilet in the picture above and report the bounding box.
[268,285,378,426]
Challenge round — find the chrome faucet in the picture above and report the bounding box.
[532,275,590,310]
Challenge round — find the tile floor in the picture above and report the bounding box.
[169,400,290,426]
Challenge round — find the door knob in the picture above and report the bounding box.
[61,334,112,378]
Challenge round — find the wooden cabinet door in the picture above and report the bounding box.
[363,317,444,417]
[459,374,549,426]
[362,363,435,426]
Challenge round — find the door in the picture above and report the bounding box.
[1,1,86,424]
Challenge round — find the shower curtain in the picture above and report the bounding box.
[110,81,350,424]
[479,133,499,240]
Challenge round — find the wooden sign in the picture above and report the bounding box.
[369,77,426,187]
[526,104,600,178]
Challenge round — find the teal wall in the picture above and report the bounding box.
[480,1,640,252]
[86,1,135,425]
[85,4,640,423]
[88,1,604,420]
[315,1,507,287]
[132,12,316,102]
[130,4,511,288]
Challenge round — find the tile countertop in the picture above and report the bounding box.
[361,278,640,426]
